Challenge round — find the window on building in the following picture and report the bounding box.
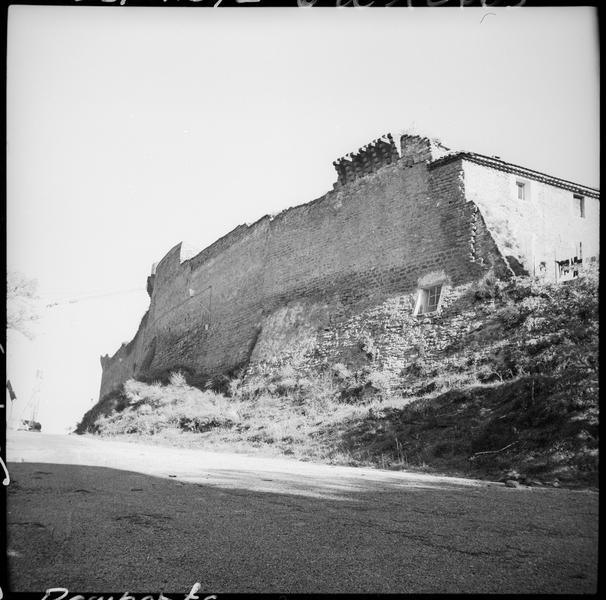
[516,181,526,200]
[415,284,443,315]
[574,194,585,218]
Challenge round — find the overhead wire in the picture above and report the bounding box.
[44,287,147,308]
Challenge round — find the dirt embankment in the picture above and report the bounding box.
[78,271,599,488]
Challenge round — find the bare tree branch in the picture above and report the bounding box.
[7,271,40,339]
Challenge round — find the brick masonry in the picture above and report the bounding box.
[98,133,600,399]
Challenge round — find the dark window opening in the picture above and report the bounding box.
[574,194,585,218]
[516,181,526,200]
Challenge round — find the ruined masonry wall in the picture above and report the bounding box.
[99,156,504,399]
[250,159,510,369]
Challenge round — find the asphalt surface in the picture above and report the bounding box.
[5,431,599,594]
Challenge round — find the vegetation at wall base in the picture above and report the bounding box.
[77,269,599,488]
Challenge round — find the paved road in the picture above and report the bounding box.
[5,432,598,594]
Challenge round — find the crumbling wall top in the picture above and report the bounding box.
[332,131,453,187]
[333,133,399,187]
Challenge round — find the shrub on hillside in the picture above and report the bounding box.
[494,269,598,378]
[169,371,188,387]
[331,362,352,381]
[358,332,380,361]
[230,363,341,405]
[93,376,239,435]
[123,379,166,408]
[471,270,505,302]
[339,367,395,403]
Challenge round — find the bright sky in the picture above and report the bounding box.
[6,5,599,433]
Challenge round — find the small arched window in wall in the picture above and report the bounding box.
[414,284,443,316]
[516,180,528,201]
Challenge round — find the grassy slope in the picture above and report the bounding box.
[77,270,599,487]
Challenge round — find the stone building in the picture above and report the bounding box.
[99,132,600,400]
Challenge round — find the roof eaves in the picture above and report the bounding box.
[430,152,599,199]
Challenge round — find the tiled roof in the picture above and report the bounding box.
[429,152,600,199]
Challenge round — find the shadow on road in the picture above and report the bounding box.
[7,461,598,594]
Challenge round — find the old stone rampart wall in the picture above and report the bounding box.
[99,132,597,400]
[100,152,500,399]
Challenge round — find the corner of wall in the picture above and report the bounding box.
[180,241,203,264]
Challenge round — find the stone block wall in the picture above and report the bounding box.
[333,134,399,186]
[98,133,599,400]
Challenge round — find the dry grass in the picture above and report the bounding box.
[83,270,599,487]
